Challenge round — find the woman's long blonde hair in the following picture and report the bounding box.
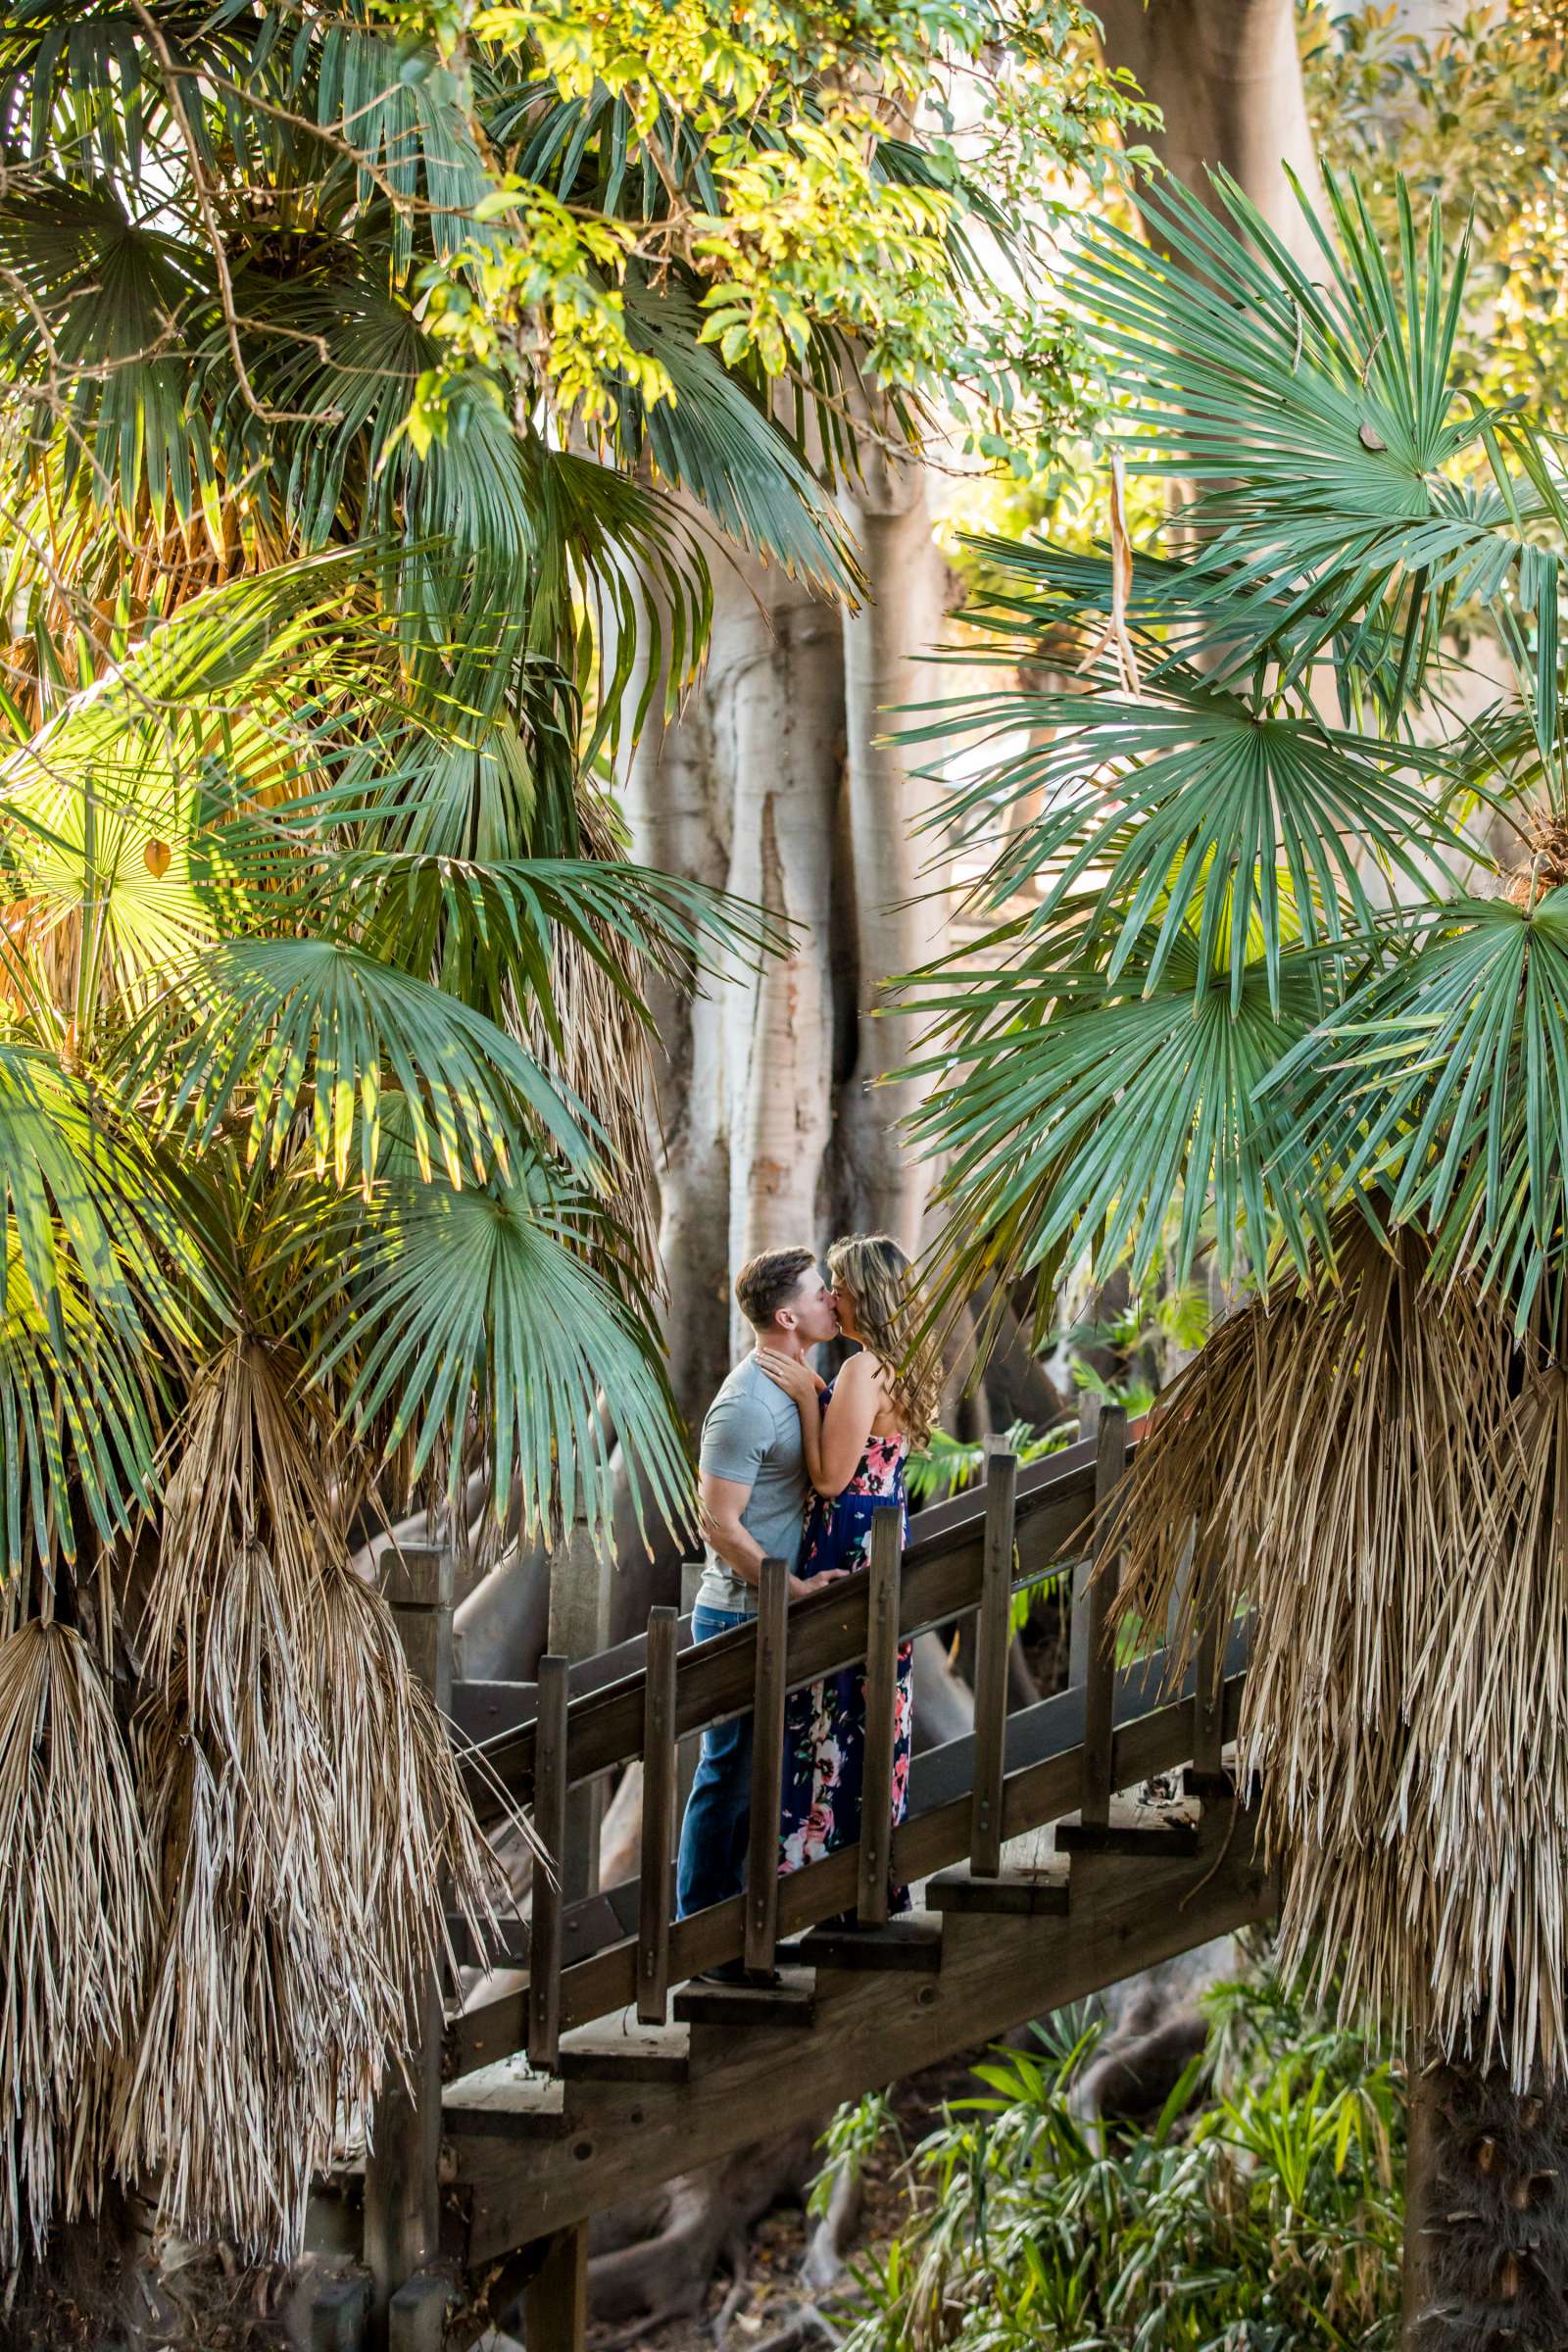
[827,1234,942,1451]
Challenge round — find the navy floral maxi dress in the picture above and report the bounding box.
[777,1382,913,1920]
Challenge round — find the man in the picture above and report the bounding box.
[675,1246,841,1939]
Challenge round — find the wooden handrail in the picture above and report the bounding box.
[448,1617,1250,2078]
[464,1431,1120,1815]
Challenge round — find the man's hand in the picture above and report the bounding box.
[789,1568,850,1599]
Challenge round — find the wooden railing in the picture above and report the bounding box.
[450,1408,1247,2079]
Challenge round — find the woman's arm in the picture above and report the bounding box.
[811,1351,887,1497]
[755,1349,829,1489]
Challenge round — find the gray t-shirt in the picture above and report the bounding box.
[694,1354,808,1617]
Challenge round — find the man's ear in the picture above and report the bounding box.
[773,1306,797,1335]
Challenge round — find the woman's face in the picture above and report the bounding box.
[830,1276,860,1341]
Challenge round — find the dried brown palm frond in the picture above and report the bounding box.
[1111,1216,1568,2084]
[116,1344,502,2254]
[114,1697,366,2256]
[0,1619,153,2269]
[1504,808,1568,908]
[313,1560,504,2015]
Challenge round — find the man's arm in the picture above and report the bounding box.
[698,1469,841,1602]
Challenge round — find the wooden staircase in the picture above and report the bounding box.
[332,1413,1274,2349]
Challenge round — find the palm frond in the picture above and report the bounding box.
[117,1333,500,2255]
[307,1160,692,1546]
[1112,1220,1568,2086]
[130,935,596,1191]
[905,913,1321,1339]
[0,1620,154,2270]
[620,278,862,599]
[1067,169,1549,713]
[0,177,211,515]
[913,650,1465,1009]
[1266,887,1568,1317]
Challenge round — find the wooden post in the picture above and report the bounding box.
[743,1556,788,1974]
[857,1507,903,1928]
[969,1445,1018,1880]
[522,2221,589,2350]
[1080,1405,1127,1831]
[1068,1393,1103,1686]
[674,1554,703,1846]
[637,1607,678,2022]
[528,1653,568,2071]
[547,1479,613,1905]
[365,1544,452,2343]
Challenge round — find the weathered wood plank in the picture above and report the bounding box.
[637,1607,677,2024]
[795,1915,943,1973]
[857,1509,902,1929]
[547,1499,613,1907]
[744,1558,788,1973]
[1080,1406,1128,1831]
[526,1655,568,2071]
[521,2223,588,2351]
[969,1444,1017,1879]
[364,1544,450,2326]
[458,1807,1275,2261]
[445,1657,1248,2081]
[927,1864,1068,1918]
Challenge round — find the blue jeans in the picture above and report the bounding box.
[675,1604,756,1919]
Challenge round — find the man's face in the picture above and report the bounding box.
[778,1267,839,1348]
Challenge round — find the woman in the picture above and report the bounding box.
[758,1233,941,1920]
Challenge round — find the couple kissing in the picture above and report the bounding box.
[674,1236,940,1978]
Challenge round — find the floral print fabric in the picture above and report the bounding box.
[777,1390,913,1918]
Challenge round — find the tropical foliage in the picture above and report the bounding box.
[905,169,1568,2086]
[1306,0,1568,424]
[830,1963,1403,2349]
[0,0,1151,2279]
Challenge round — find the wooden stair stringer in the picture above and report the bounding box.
[454,1812,1277,2265]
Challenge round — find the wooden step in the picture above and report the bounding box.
[1056,1818,1199,1859]
[558,2022,691,2085]
[672,1971,815,2030]
[927,1863,1070,1918]
[442,2062,569,2141]
[789,1914,944,1974]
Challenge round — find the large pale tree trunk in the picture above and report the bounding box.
[1097,0,1321,264]
[835,451,952,1250]
[623,489,956,1396]
[715,554,843,1352]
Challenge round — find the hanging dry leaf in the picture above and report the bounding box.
[1077,452,1142,699]
[143,839,172,880]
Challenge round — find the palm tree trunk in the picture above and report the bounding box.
[1401,2040,1568,2348]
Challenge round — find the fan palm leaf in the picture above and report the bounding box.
[307,1160,688,1544]
[905,909,1321,1337]
[1066,170,1549,714]
[1267,888,1568,1315]
[911,649,1465,1010]
[131,935,595,1191]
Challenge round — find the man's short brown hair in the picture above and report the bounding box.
[735,1246,817,1333]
